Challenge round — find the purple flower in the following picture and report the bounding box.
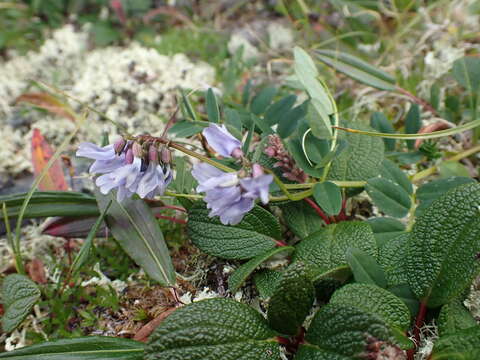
[203,124,243,158]
[137,162,172,199]
[192,162,272,225]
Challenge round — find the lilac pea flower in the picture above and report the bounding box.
[203,124,243,158]
[137,163,172,199]
[191,162,239,192]
[95,157,142,202]
[77,142,116,160]
[240,164,273,204]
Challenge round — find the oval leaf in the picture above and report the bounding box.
[406,183,480,308]
[1,274,40,333]
[187,202,281,260]
[366,177,411,218]
[313,181,342,216]
[145,299,281,360]
[345,247,387,288]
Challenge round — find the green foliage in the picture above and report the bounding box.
[280,201,324,239]
[366,177,412,218]
[438,299,478,336]
[370,112,396,151]
[345,247,387,288]
[254,269,283,299]
[313,181,342,216]
[145,299,281,360]
[367,217,406,246]
[431,326,480,360]
[267,263,315,335]
[187,202,281,260]
[1,274,40,333]
[405,104,421,149]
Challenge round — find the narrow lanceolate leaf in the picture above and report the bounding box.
[206,88,220,123]
[379,159,413,195]
[371,112,396,151]
[330,283,411,331]
[187,202,281,260]
[366,177,412,218]
[314,49,396,91]
[406,183,480,308]
[367,217,406,246]
[345,247,387,288]
[293,222,378,281]
[95,189,176,287]
[145,299,281,360]
[313,181,342,216]
[228,246,294,293]
[297,303,401,359]
[0,191,98,219]
[1,274,40,332]
[294,47,333,136]
[405,104,421,149]
[0,337,144,360]
[267,263,315,336]
[16,92,76,122]
[251,86,277,115]
[280,201,323,240]
[438,299,478,336]
[31,129,68,191]
[431,326,480,360]
[70,201,112,276]
[328,122,385,181]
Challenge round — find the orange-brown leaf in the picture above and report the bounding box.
[17,92,76,122]
[31,128,68,191]
[26,258,48,284]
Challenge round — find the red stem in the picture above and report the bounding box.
[274,239,288,247]
[397,87,439,116]
[407,301,428,360]
[155,215,187,225]
[158,205,187,213]
[336,197,348,221]
[304,198,330,224]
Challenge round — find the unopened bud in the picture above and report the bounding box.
[125,148,134,164]
[231,147,244,159]
[264,147,276,157]
[113,137,126,154]
[132,142,143,158]
[160,147,172,164]
[251,163,264,178]
[148,145,158,163]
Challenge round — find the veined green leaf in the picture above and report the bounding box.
[345,247,387,288]
[314,49,396,91]
[0,337,144,360]
[95,189,176,287]
[366,177,412,218]
[206,88,220,123]
[313,181,342,216]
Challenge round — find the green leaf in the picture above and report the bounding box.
[294,47,333,136]
[406,183,480,308]
[367,217,405,246]
[366,177,411,218]
[298,303,400,359]
[224,108,242,132]
[1,274,40,333]
[379,159,413,195]
[314,49,396,91]
[187,202,281,260]
[330,283,411,331]
[415,176,475,217]
[438,299,478,336]
[267,263,315,335]
[293,222,378,281]
[251,86,277,115]
[277,101,308,139]
[286,136,324,178]
[206,88,220,123]
[388,284,420,317]
[378,233,409,287]
[264,94,297,126]
[370,112,396,151]
[345,247,387,288]
[254,269,282,299]
[228,246,294,293]
[70,201,112,277]
[431,326,480,360]
[181,89,198,121]
[0,337,144,360]
[306,99,332,139]
[438,161,470,178]
[452,56,480,94]
[0,191,98,219]
[168,121,205,138]
[313,181,342,216]
[172,156,195,194]
[405,104,421,149]
[145,299,281,360]
[280,201,323,239]
[328,122,385,181]
[95,189,176,287]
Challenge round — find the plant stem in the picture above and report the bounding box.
[407,301,428,360]
[397,87,439,116]
[304,197,330,224]
[155,215,187,225]
[2,203,23,273]
[168,142,236,173]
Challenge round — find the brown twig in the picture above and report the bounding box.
[397,87,439,117]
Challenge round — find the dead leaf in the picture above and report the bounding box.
[16,92,76,122]
[26,258,48,284]
[31,128,68,191]
[415,121,452,148]
[133,307,177,342]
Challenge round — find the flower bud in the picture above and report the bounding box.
[148,144,158,163]
[251,163,264,178]
[160,147,172,164]
[125,148,134,164]
[231,148,244,159]
[132,142,143,158]
[264,147,276,157]
[113,137,126,154]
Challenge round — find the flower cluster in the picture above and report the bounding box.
[192,124,273,225]
[264,134,307,183]
[77,138,172,202]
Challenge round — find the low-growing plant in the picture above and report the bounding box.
[1,46,480,359]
